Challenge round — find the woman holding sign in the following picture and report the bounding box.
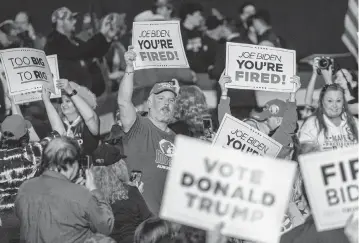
[42,79,99,155]
[299,83,358,151]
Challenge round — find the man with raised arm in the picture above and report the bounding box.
[117,46,177,215]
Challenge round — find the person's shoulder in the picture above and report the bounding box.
[60,182,94,205]
[17,175,41,193]
[301,116,318,128]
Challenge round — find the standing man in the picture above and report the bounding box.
[117,46,177,215]
[248,10,284,47]
[15,137,115,243]
[180,2,215,73]
[208,20,257,122]
[45,7,117,89]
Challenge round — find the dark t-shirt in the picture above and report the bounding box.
[63,121,99,155]
[110,186,152,243]
[349,86,358,104]
[181,27,216,73]
[123,115,176,215]
[258,28,283,48]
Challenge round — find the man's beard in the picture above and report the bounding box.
[158,107,173,123]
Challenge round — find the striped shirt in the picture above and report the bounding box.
[0,142,43,212]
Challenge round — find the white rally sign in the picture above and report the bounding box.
[299,146,358,231]
[160,135,297,243]
[225,43,296,92]
[132,20,189,70]
[0,48,55,95]
[212,114,282,158]
[13,55,61,104]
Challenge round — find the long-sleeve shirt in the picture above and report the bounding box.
[15,170,114,243]
[44,30,111,89]
[218,97,297,158]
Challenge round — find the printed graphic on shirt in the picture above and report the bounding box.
[186,37,208,52]
[322,127,357,150]
[155,139,175,170]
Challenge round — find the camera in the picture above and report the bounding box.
[318,57,333,70]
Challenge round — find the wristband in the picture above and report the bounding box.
[68,89,78,97]
[125,71,134,75]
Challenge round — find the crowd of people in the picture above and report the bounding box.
[0,0,357,243]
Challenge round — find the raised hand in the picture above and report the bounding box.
[100,14,119,42]
[85,169,97,192]
[290,75,301,93]
[124,46,136,68]
[41,85,51,101]
[219,72,232,96]
[56,79,72,94]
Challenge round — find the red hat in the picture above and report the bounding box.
[252,99,287,121]
[150,81,178,97]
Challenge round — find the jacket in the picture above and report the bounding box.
[44,30,111,89]
[15,170,114,243]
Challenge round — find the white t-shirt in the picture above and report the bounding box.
[299,114,358,151]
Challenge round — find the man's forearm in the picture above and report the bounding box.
[118,66,134,104]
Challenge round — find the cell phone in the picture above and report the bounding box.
[80,155,92,170]
[130,170,142,183]
[203,116,213,138]
[79,155,93,179]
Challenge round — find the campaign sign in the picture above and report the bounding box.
[212,114,282,158]
[299,146,358,231]
[160,135,297,243]
[132,21,189,70]
[0,48,55,95]
[225,43,296,92]
[13,55,61,104]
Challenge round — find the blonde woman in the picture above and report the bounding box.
[42,79,99,154]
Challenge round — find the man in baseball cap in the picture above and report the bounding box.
[149,81,178,97]
[45,6,118,89]
[51,7,79,26]
[218,74,301,159]
[1,114,32,140]
[116,46,179,215]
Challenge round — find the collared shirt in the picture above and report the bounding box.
[15,170,114,243]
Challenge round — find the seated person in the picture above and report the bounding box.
[217,74,301,159]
